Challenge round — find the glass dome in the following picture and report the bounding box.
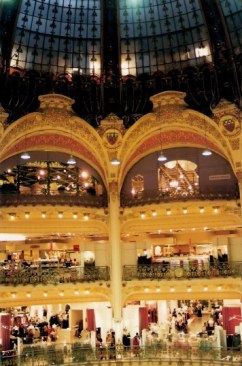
[0,0,241,125]
[11,0,213,76]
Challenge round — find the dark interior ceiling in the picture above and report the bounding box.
[0,0,241,127]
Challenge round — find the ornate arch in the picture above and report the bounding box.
[0,95,110,188]
[118,91,236,188]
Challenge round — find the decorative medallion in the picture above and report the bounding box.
[106,130,119,145]
[220,115,240,137]
[98,113,125,147]
[223,117,235,132]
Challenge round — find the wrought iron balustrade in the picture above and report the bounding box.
[122,261,242,281]
[121,189,239,207]
[0,193,108,208]
[0,342,238,365]
[0,265,110,286]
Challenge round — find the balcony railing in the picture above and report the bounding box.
[0,265,110,286]
[122,261,242,281]
[121,189,239,207]
[1,343,239,365]
[0,193,108,208]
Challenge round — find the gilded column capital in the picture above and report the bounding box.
[109,181,119,201]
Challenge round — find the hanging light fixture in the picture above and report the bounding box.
[158,151,167,162]
[67,121,77,165]
[21,151,31,160]
[67,155,76,165]
[111,157,120,166]
[157,128,167,162]
[110,124,121,166]
[202,118,212,156]
[202,148,212,156]
[21,121,31,160]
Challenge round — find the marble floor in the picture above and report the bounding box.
[188,313,210,335]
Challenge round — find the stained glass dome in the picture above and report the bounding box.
[0,0,241,124]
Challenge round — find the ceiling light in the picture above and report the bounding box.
[9,213,16,220]
[59,291,64,296]
[202,148,212,156]
[187,287,191,292]
[26,292,31,298]
[199,207,204,214]
[67,155,76,165]
[166,209,171,215]
[58,212,63,219]
[203,286,208,291]
[140,212,146,219]
[152,210,157,217]
[83,213,89,221]
[170,180,178,188]
[21,151,31,160]
[41,212,46,219]
[80,171,88,179]
[111,157,120,166]
[74,290,80,295]
[170,287,175,292]
[25,212,30,219]
[183,208,188,214]
[43,292,48,297]
[73,213,78,219]
[157,151,167,162]
[11,292,16,298]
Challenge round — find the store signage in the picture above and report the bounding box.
[209,174,231,181]
[73,244,80,252]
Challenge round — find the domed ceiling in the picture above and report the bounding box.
[0,0,241,124]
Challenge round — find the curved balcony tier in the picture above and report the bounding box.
[1,343,239,365]
[121,190,239,208]
[0,193,108,208]
[0,265,110,286]
[122,262,242,281]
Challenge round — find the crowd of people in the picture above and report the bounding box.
[9,305,71,349]
[6,300,223,359]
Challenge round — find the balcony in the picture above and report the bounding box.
[121,190,239,207]
[0,264,110,286]
[1,343,239,365]
[122,261,242,281]
[0,193,108,208]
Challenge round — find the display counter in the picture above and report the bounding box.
[36,258,59,267]
[152,255,209,268]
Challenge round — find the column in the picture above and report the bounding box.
[236,172,242,216]
[109,181,122,336]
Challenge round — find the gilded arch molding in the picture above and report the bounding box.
[0,92,240,192]
[0,94,110,188]
[118,91,237,188]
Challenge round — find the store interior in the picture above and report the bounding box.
[1,298,241,355]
